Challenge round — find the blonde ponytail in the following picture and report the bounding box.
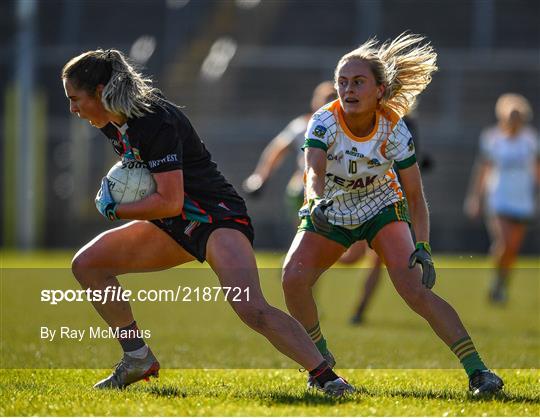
[335,32,438,117]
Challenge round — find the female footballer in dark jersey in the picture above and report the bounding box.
[61,49,352,395]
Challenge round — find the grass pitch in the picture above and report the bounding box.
[1,250,539,416]
[2,369,539,416]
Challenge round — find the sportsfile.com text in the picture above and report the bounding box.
[40,286,250,305]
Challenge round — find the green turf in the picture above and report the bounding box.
[1,249,539,268]
[1,369,539,416]
[1,251,539,416]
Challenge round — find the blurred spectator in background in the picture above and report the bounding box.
[242,80,337,227]
[464,93,539,304]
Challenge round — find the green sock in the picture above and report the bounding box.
[315,338,328,355]
[306,322,328,355]
[451,336,487,377]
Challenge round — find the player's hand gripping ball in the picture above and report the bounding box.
[106,160,156,204]
[95,177,118,221]
[95,160,157,221]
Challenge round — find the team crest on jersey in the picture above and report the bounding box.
[327,151,344,163]
[367,158,382,168]
[313,125,327,139]
[345,147,364,158]
[407,138,415,152]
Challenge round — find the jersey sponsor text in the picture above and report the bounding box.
[148,154,179,169]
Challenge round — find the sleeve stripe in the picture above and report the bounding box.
[395,154,417,169]
[302,138,328,151]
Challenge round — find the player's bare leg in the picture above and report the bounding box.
[281,231,361,394]
[72,220,195,388]
[206,228,325,370]
[371,221,468,344]
[281,231,345,331]
[72,221,195,327]
[206,228,354,395]
[487,215,526,303]
[371,221,502,395]
[498,217,526,271]
[281,230,346,373]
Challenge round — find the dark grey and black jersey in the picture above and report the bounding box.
[100,99,249,223]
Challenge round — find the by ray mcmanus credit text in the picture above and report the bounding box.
[40,325,151,342]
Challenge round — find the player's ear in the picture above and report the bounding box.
[377,85,385,100]
[95,84,105,98]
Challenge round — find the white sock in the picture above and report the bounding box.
[126,344,149,359]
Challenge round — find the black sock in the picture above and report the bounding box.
[309,361,338,386]
[117,321,145,352]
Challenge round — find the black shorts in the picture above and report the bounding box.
[151,217,254,263]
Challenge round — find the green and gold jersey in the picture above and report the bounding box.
[300,100,416,226]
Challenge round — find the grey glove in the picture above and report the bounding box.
[408,241,436,289]
[95,177,119,221]
[309,198,333,233]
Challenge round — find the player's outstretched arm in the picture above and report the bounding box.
[399,163,435,288]
[243,135,293,195]
[399,163,429,241]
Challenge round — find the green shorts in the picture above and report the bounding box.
[298,200,410,248]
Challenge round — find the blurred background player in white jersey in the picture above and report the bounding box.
[464,93,539,304]
[242,80,337,224]
[281,32,503,395]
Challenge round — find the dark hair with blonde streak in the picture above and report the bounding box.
[61,49,160,118]
[335,32,438,117]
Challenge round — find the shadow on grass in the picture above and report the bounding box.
[143,385,357,405]
[261,391,359,405]
[260,388,539,406]
[356,386,540,404]
[145,384,188,398]
[142,383,539,406]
